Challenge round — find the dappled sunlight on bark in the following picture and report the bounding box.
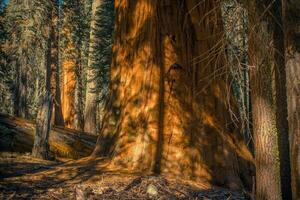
[92,0,254,190]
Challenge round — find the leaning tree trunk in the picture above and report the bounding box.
[248,1,281,199]
[285,1,300,199]
[84,0,102,135]
[32,20,54,159]
[93,0,254,190]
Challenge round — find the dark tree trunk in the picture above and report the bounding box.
[285,1,300,199]
[14,50,28,118]
[273,1,292,199]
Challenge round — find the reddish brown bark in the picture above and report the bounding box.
[93,0,253,189]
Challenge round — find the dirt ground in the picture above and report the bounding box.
[0,152,252,200]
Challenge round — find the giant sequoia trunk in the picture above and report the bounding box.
[84,0,102,135]
[285,1,300,199]
[248,1,281,199]
[93,0,254,189]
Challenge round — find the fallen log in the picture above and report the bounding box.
[0,114,97,159]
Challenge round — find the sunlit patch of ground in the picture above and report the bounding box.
[0,152,252,199]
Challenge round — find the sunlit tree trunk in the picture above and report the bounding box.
[61,57,76,128]
[84,0,102,134]
[285,1,300,199]
[61,15,76,129]
[248,1,281,199]
[93,0,254,190]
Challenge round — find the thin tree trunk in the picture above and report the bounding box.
[84,0,102,134]
[74,50,84,131]
[248,1,281,199]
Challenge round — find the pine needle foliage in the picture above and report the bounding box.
[91,0,114,102]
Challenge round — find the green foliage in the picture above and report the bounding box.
[91,0,115,102]
[2,0,55,118]
[0,2,13,114]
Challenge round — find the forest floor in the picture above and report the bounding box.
[0,152,252,200]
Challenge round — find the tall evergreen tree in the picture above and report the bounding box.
[0,1,13,114]
[60,0,89,130]
[84,0,114,134]
[32,0,57,159]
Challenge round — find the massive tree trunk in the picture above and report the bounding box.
[93,0,254,189]
[84,0,102,135]
[248,1,281,199]
[285,1,300,199]
[32,18,54,159]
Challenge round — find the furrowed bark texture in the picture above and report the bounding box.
[248,1,281,199]
[32,92,53,159]
[93,0,254,189]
